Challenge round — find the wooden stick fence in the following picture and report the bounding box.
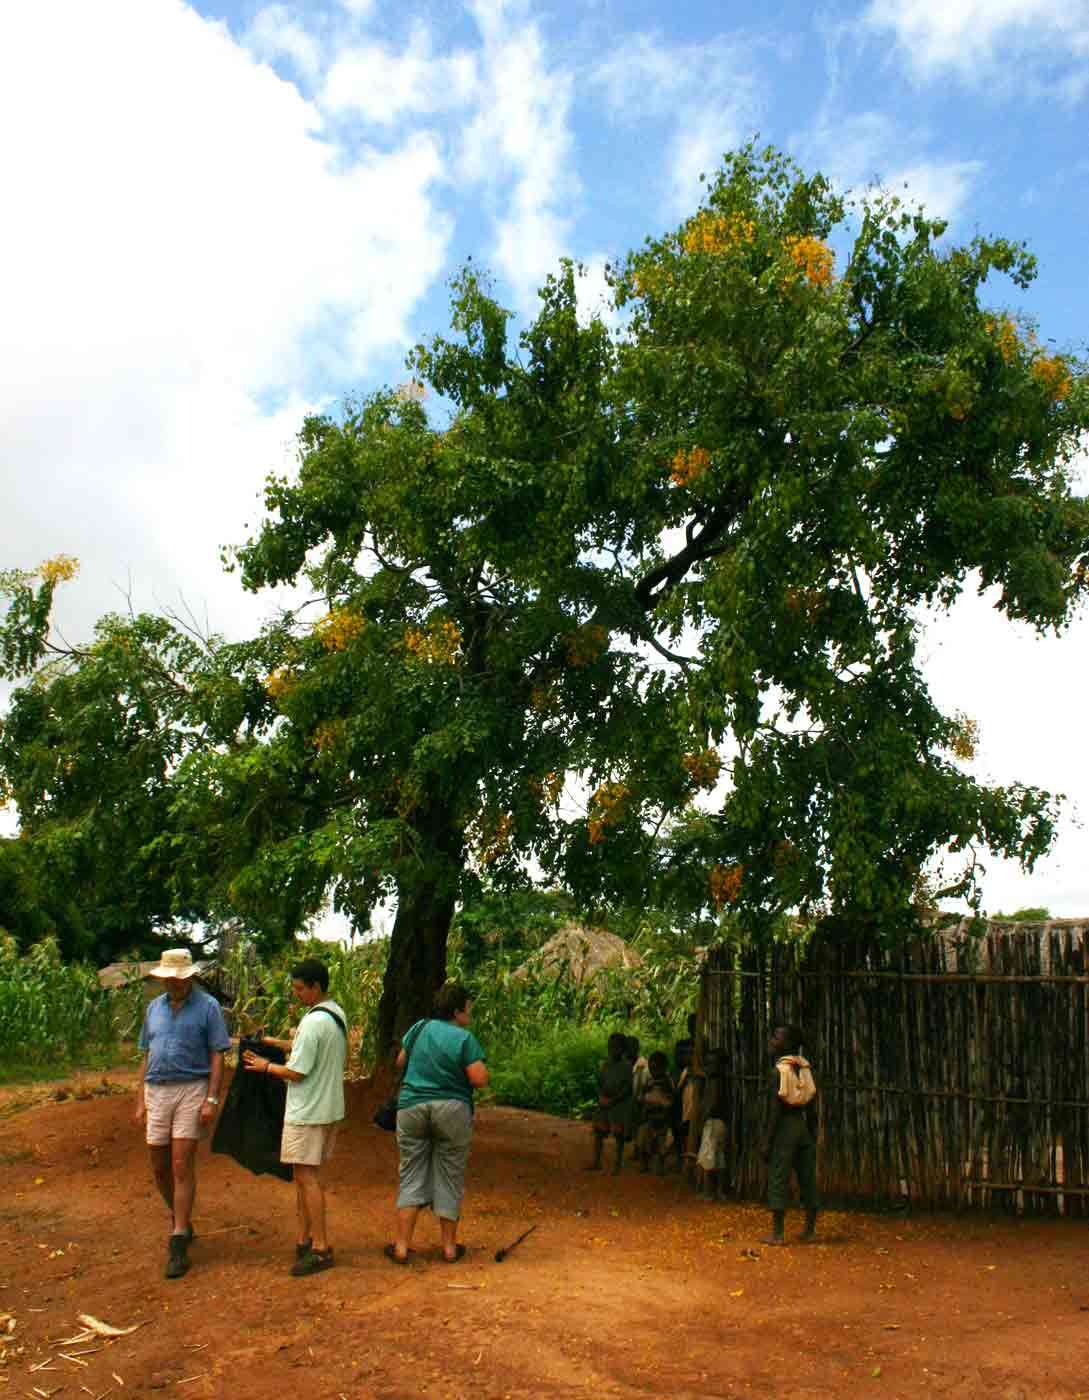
[698,921,1089,1215]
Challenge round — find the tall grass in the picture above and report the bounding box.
[0,901,701,1109]
[452,925,695,1116]
[0,934,118,1070]
[216,937,384,1076]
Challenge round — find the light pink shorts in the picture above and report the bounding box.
[281,1121,339,1167]
[144,1079,209,1146]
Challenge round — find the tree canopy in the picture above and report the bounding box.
[2,147,1086,1036]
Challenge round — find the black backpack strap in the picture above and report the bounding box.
[311,1006,347,1037]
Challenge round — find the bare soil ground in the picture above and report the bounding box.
[2,1070,1087,1399]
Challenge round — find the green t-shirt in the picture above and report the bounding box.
[397,1019,487,1112]
[284,1000,347,1126]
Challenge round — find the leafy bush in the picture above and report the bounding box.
[486,1025,611,1117]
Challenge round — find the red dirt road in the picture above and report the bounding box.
[2,1074,1087,1399]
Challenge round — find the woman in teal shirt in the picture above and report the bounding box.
[386,982,488,1264]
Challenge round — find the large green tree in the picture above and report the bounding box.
[0,562,265,960]
[206,147,1088,1045]
[3,149,1085,1026]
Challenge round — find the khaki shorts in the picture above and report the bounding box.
[145,1080,208,1146]
[281,1121,339,1167]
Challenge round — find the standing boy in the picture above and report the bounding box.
[761,1023,819,1245]
[243,958,347,1275]
[135,948,232,1280]
[586,1032,633,1175]
[636,1050,674,1175]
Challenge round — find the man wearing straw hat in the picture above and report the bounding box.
[135,947,232,1279]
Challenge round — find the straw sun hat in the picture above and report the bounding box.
[148,948,201,979]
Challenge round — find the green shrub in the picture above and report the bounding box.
[486,1025,611,1117]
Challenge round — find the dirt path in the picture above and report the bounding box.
[2,1077,1087,1399]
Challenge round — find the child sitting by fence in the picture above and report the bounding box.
[696,1097,728,1201]
[587,1032,633,1175]
[636,1051,674,1175]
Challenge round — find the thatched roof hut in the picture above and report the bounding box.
[513,923,642,984]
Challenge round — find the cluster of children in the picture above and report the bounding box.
[587,1017,820,1244]
[586,1017,727,1202]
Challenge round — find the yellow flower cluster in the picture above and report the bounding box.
[38,555,79,585]
[477,811,514,865]
[682,210,756,256]
[785,587,824,619]
[312,719,345,754]
[564,624,608,668]
[265,669,297,702]
[670,446,711,488]
[681,748,722,789]
[985,315,1020,364]
[709,863,743,909]
[633,265,674,297]
[529,683,557,714]
[785,235,835,289]
[315,608,365,652]
[529,770,563,806]
[395,379,428,403]
[404,619,463,665]
[588,782,629,845]
[1031,354,1073,402]
[949,713,979,762]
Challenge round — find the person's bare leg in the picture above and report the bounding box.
[170,1138,199,1235]
[295,1178,311,1248]
[150,1145,173,1212]
[394,1205,420,1260]
[294,1166,327,1251]
[439,1216,459,1260]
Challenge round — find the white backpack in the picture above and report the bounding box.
[776,1055,816,1107]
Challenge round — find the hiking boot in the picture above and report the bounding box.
[295,1238,313,1261]
[291,1246,334,1277]
[165,1233,190,1279]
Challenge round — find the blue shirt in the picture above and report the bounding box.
[139,986,232,1083]
[397,1019,486,1111]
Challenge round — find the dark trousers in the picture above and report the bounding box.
[767,1112,818,1210]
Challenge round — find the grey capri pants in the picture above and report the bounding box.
[396,1100,473,1221]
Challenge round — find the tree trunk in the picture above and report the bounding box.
[377,876,456,1055]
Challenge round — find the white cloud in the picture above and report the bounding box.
[593,33,759,214]
[245,4,325,83]
[800,113,983,224]
[322,22,478,123]
[865,0,1089,88]
[880,159,983,222]
[458,6,577,310]
[0,0,451,644]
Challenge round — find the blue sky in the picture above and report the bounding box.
[1,0,1087,917]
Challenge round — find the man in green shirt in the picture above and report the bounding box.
[243,958,347,1275]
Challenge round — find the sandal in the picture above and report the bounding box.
[291,1246,334,1277]
[442,1243,467,1263]
[384,1243,411,1266]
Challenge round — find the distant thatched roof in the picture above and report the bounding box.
[97,959,213,990]
[513,923,642,983]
